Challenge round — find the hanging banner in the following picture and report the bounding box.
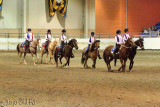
[58,0,68,17]
[48,0,58,17]
[48,0,68,17]
[0,0,3,14]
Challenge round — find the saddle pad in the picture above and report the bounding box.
[42,43,45,47]
[85,47,88,52]
[111,46,116,53]
[21,42,25,47]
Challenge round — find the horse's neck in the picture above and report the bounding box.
[124,42,130,47]
[32,42,37,46]
[134,40,139,46]
[49,42,55,50]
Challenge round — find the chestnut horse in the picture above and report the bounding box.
[54,39,78,68]
[81,40,100,68]
[17,39,42,65]
[103,38,136,72]
[41,39,58,64]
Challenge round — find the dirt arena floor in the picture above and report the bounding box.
[0,50,160,107]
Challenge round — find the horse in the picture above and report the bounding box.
[41,39,58,64]
[54,39,78,68]
[103,38,136,72]
[16,39,42,65]
[128,38,144,71]
[81,40,100,69]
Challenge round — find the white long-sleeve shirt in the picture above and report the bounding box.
[24,32,35,41]
[123,33,130,42]
[115,34,123,44]
[88,37,96,44]
[61,34,67,43]
[45,34,52,41]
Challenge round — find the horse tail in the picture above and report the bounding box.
[81,52,85,64]
[17,44,20,55]
[54,49,57,63]
[114,57,117,67]
[103,51,107,64]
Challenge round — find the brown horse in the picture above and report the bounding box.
[81,40,100,69]
[128,38,144,71]
[41,39,58,64]
[54,39,78,68]
[17,39,42,65]
[103,38,136,72]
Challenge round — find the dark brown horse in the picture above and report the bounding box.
[128,38,144,71]
[81,40,100,68]
[103,38,136,72]
[54,39,78,68]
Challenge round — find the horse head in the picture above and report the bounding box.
[90,40,100,52]
[139,37,144,50]
[68,39,78,50]
[125,38,137,48]
[37,39,42,48]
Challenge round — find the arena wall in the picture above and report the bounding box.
[0,0,95,34]
[96,0,160,33]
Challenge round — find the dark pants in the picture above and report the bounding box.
[85,44,90,55]
[24,40,30,50]
[114,44,121,54]
[58,42,65,55]
[45,40,50,51]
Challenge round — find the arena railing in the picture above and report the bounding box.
[0,31,159,39]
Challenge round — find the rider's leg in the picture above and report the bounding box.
[85,44,90,55]
[25,40,29,52]
[44,41,48,53]
[58,42,64,56]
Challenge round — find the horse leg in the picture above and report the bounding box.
[118,59,123,71]
[67,57,70,69]
[31,53,36,65]
[129,60,134,71]
[123,59,127,72]
[19,52,23,64]
[109,56,114,71]
[92,58,97,69]
[23,52,27,65]
[36,53,39,63]
[41,52,44,63]
[63,57,68,67]
[46,53,48,64]
[59,56,63,65]
[50,54,55,64]
[84,57,89,68]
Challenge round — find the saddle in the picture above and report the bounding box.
[21,42,30,48]
[111,46,120,54]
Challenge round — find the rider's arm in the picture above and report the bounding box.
[61,36,64,42]
[25,33,30,41]
[88,37,91,44]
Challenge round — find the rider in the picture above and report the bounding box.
[84,32,102,59]
[123,28,130,42]
[24,28,35,52]
[44,29,52,53]
[58,29,68,57]
[113,30,123,55]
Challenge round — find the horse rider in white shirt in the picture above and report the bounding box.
[44,29,53,53]
[24,28,35,52]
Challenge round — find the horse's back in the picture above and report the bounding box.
[104,45,114,54]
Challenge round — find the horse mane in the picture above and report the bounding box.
[90,40,100,52]
[68,39,77,45]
